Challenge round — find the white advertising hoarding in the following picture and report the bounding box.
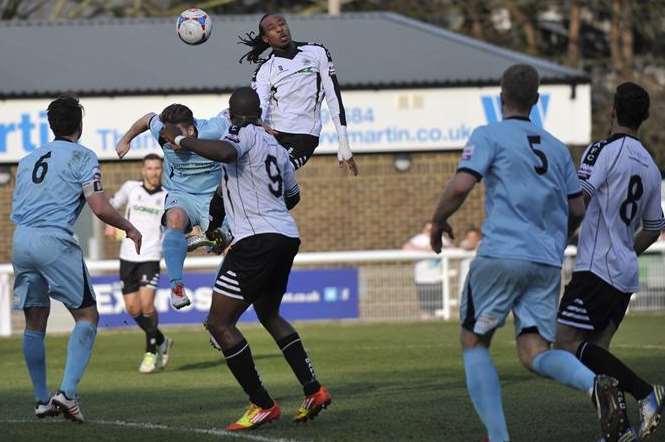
[0,84,590,163]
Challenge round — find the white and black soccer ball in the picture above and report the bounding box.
[177,8,212,45]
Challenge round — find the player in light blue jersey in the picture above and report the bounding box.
[117,105,231,309]
[12,96,141,423]
[429,65,627,442]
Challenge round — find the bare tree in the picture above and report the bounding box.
[566,0,581,67]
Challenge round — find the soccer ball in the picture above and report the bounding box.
[177,8,212,45]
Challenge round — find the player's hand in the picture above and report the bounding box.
[160,124,184,150]
[104,225,116,237]
[263,123,279,136]
[116,140,131,159]
[430,221,453,254]
[125,225,142,254]
[339,157,358,176]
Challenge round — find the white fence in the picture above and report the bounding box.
[2,243,665,336]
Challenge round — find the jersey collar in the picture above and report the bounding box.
[142,184,163,195]
[504,116,531,122]
[271,42,304,60]
[54,136,75,142]
[607,132,640,143]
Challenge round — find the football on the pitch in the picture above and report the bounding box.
[177,8,212,45]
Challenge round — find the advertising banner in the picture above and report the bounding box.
[93,268,359,328]
[0,84,590,162]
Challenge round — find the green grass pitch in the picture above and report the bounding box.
[2,316,664,441]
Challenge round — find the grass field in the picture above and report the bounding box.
[2,315,665,442]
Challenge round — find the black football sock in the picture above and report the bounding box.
[133,313,164,353]
[277,333,321,396]
[223,339,274,409]
[577,341,652,400]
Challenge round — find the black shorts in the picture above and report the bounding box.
[557,271,632,332]
[119,260,160,295]
[275,132,319,170]
[213,234,300,303]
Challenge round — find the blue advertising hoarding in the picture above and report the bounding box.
[94,268,358,328]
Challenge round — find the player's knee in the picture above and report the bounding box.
[165,208,188,229]
[125,303,142,317]
[553,327,581,354]
[516,332,549,370]
[459,327,490,349]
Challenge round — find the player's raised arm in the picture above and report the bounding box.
[116,112,157,158]
[317,45,357,176]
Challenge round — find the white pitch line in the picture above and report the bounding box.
[1,419,309,442]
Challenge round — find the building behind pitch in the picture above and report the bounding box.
[0,13,590,261]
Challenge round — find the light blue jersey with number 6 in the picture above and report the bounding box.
[11,138,101,234]
[457,117,581,268]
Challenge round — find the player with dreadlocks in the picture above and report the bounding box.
[192,14,359,253]
[238,14,357,174]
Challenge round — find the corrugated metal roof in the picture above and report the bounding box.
[0,12,588,98]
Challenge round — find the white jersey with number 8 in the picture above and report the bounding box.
[575,133,665,292]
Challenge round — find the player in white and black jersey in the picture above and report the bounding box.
[106,154,172,374]
[160,87,330,432]
[238,14,358,175]
[555,82,665,440]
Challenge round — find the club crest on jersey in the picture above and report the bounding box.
[462,144,475,160]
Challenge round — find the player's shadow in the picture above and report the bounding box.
[176,353,281,371]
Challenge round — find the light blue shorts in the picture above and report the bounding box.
[163,190,214,233]
[12,226,96,310]
[459,256,560,342]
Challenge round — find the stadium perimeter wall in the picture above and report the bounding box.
[0,151,485,262]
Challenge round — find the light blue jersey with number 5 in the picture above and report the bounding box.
[457,117,581,268]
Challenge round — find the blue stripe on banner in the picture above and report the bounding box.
[92,268,359,328]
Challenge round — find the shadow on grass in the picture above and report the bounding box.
[175,352,281,371]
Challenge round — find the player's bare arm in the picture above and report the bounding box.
[634,229,661,256]
[567,195,586,239]
[430,171,477,253]
[87,192,142,254]
[160,123,238,163]
[116,112,157,158]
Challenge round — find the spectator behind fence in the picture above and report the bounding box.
[403,222,450,319]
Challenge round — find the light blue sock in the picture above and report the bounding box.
[532,349,595,394]
[163,228,187,287]
[23,329,49,403]
[60,321,97,398]
[463,347,510,442]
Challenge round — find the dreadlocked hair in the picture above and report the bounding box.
[238,14,271,64]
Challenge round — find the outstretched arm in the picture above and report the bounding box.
[160,123,238,163]
[116,113,156,158]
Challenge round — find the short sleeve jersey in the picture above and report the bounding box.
[148,112,229,195]
[457,117,581,268]
[11,139,102,234]
[575,133,665,292]
[220,124,300,243]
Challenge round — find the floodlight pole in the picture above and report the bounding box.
[328,0,341,16]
